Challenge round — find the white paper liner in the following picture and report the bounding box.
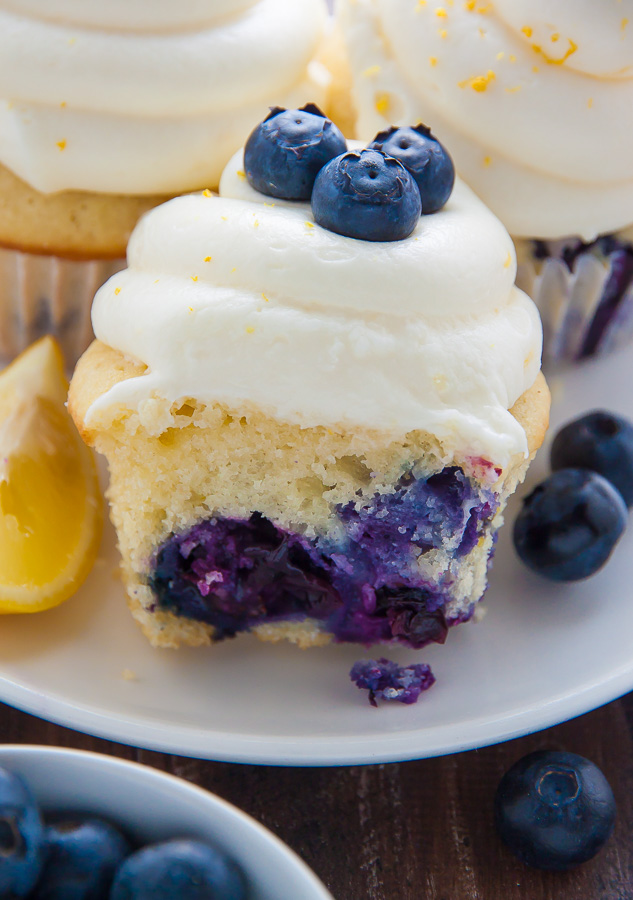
[0,245,124,369]
[516,240,633,364]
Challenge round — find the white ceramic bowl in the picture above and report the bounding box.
[0,745,333,900]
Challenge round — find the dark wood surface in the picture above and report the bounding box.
[1,695,632,900]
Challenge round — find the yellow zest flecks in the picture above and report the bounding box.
[263,202,276,207]
[262,293,270,302]
[362,65,382,77]
[191,275,198,282]
[521,25,532,38]
[245,326,255,334]
[622,17,629,31]
[231,267,237,273]
[417,0,427,7]
[483,155,492,167]
[551,32,560,42]
[532,65,539,72]
[430,55,438,66]
[204,256,212,262]
[496,51,505,60]
[60,101,67,109]
[588,97,594,108]
[459,69,496,91]
[439,28,448,38]
[237,170,246,180]
[56,139,67,151]
[114,287,121,296]
[436,7,447,17]
[202,188,212,198]
[464,0,491,12]
[374,91,391,114]
[188,306,194,313]
[253,219,259,228]
[504,252,512,268]
[305,221,314,228]
[221,215,228,221]
[509,54,517,62]
[67,36,76,45]
[478,27,486,37]
[532,39,577,65]
[153,279,160,284]
[505,85,522,93]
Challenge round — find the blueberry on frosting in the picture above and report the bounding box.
[311,148,421,242]
[244,103,347,200]
[369,124,455,214]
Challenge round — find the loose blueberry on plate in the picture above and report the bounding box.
[32,818,131,899]
[110,839,247,900]
[369,124,455,213]
[495,750,616,870]
[350,658,435,707]
[311,148,421,241]
[244,104,346,200]
[0,766,44,898]
[513,469,627,581]
[551,410,633,507]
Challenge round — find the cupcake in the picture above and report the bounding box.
[338,0,633,362]
[68,106,548,652]
[0,0,330,365]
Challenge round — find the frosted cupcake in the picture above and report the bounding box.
[0,0,329,364]
[338,0,633,362]
[68,106,548,651]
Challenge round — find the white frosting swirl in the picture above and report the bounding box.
[339,0,633,240]
[87,148,542,468]
[0,0,327,194]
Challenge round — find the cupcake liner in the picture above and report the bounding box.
[0,245,124,369]
[516,235,633,364]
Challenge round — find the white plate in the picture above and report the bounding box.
[0,745,333,900]
[0,347,632,765]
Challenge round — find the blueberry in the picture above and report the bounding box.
[368,124,455,213]
[31,818,130,899]
[109,839,247,900]
[311,148,421,242]
[495,750,616,870]
[513,469,627,581]
[244,103,346,200]
[551,411,633,507]
[0,766,44,897]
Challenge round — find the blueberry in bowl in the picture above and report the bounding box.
[550,410,633,507]
[32,818,130,899]
[311,148,421,241]
[368,124,455,214]
[244,104,347,200]
[513,468,627,581]
[0,766,44,898]
[110,839,247,900]
[495,750,616,870]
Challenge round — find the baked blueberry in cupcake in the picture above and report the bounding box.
[0,0,331,365]
[338,0,633,362]
[68,106,549,651]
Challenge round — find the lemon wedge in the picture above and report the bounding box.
[0,337,102,613]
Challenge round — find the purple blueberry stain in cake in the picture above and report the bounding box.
[149,466,498,648]
[350,657,435,707]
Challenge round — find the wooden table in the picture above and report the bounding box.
[1,693,631,900]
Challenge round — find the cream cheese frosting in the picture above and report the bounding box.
[87,147,542,468]
[0,0,328,194]
[339,0,633,240]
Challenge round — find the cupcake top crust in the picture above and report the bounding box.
[0,0,327,194]
[339,0,633,241]
[87,120,542,468]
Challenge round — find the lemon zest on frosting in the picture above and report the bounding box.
[459,70,496,91]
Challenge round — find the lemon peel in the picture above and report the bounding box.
[0,337,102,613]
